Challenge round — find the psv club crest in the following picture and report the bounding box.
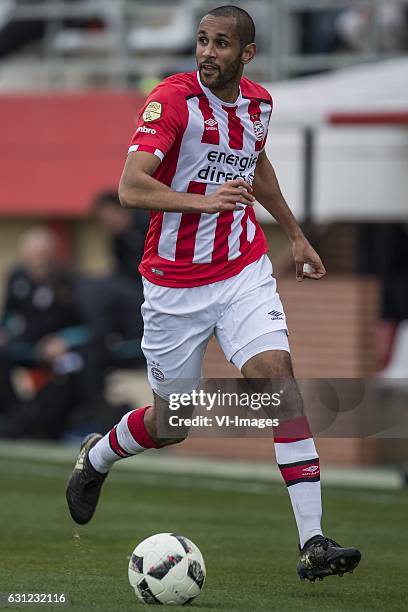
[253,119,264,142]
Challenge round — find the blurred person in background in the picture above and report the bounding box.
[77,191,149,370]
[335,3,408,53]
[300,7,343,55]
[299,3,407,60]
[0,0,107,60]
[356,223,408,372]
[0,227,107,439]
[0,0,46,59]
[93,191,149,287]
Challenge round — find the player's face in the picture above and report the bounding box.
[196,16,244,90]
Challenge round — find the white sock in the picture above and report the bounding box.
[274,424,323,548]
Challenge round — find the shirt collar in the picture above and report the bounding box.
[196,70,242,107]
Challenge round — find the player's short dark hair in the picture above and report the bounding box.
[206,5,255,48]
[93,191,121,209]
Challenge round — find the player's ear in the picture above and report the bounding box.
[241,43,256,65]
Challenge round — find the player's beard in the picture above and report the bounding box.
[199,54,242,91]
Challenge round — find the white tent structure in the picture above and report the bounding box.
[258,59,408,223]
[265,57,408,125]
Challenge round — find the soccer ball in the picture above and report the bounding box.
[128,533,206,605]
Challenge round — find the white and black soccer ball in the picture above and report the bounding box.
[128,533,206,605]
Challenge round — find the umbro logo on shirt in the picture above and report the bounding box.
[268,310,284,321]
[204,118,218,131]
[136,125,157,135]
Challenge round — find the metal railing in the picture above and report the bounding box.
[0,0,406,89]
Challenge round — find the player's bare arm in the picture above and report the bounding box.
[119,151,255,214]
[253,149,326,281]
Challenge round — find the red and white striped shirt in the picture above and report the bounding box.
[128,71,272,287]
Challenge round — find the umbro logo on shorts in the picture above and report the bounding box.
[268,310,284,321]
[204,118,218,131]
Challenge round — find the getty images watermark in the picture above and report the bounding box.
[167,388,282,430]
[156,378,408,438]
[169,388,282,411]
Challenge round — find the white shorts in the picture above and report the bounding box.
[141,255,289,399]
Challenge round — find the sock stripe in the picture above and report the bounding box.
[127,407,160,449]
[279,458,320,487]
[109,426,131,458]
[285,475,321,487]
[274,436,311,443]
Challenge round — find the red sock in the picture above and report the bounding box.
[127,406,160,449]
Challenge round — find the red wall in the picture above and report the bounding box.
[0,91,145,217]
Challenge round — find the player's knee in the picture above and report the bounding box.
[275,378,304,419]
[242,348,293,379]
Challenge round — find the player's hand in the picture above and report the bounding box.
[203,179,255,213]
[292,235,326,281]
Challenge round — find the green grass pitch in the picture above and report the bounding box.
[0,452,407,611]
